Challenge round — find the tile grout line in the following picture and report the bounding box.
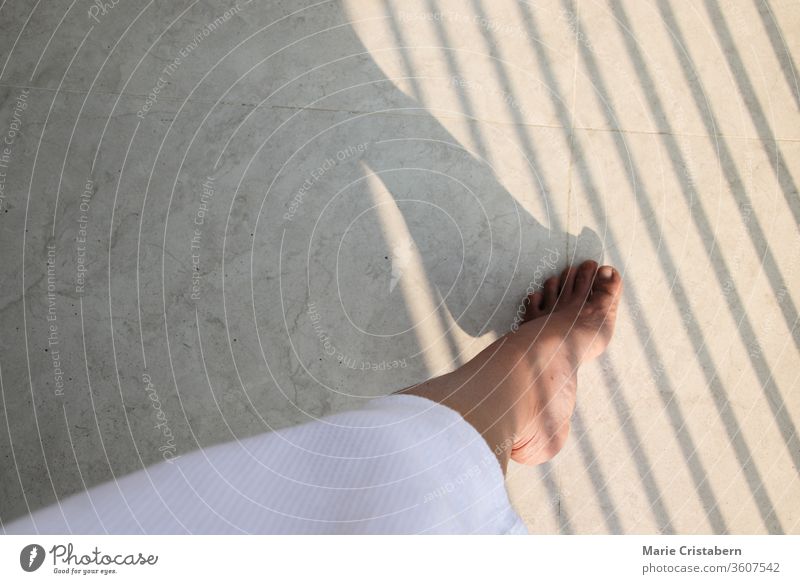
[566,0,581,262]
[560,0,583,531]
[2,81,799,143]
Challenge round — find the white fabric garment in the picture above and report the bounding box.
[6,395,528,534]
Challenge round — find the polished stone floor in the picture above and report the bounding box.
[0,0,797,533]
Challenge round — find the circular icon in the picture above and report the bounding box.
[20,544,45,572]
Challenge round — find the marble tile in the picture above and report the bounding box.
[334,0,577,127]
[1,0,579,130]
[0,0,264,97]
[0,88,273,521]
[546,128,800,533]
[572,0,800,140]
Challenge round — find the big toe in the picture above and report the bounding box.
[574,265,623,362]
[592,266,622,296]
[591,265,623,306]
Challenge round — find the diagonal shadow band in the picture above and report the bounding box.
[752,0,800,111]
[655,0,800,357]
[702,0,800,230]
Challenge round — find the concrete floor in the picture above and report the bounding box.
[0,0,798,533]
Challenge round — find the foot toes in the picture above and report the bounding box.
[591,265,623,304]
[589,266,622,316]
[558,266,578,301]
[523,292,544,321]
[521,263,622,326]
[543,276,559,310]
[574,260,598,298]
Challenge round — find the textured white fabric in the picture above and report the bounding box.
[6,395,527,534]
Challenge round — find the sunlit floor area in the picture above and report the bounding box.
[0,0,798,534]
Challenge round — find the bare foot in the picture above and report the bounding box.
[506,260,623,465]
[399,260,622,472]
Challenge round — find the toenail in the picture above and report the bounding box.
[598,266,613,280]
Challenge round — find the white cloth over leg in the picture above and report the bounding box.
[6,395,527,534]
